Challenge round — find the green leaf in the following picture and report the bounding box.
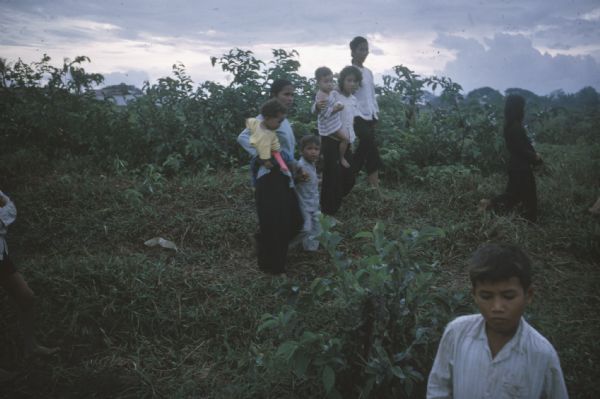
[322,365,335,394]
[353,231,373,239]
[292,351,310,378]
[276,341,298,362]
[391,366,406,380]
[257,319,278,333]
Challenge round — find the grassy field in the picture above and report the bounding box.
[1,143,599,398]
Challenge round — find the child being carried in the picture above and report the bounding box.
[247,98,289,172]
[315,67,351,168]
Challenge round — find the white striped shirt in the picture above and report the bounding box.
[427,314,568,399]
[317,90,343,136]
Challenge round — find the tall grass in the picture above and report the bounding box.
[0,142,598,398]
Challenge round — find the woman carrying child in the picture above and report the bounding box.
[237,80,304,275]
[318,66,361,215]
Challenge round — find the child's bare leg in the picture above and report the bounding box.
[0,272,59,357]
[335,130,350,168]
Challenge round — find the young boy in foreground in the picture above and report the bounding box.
[427,243,568,399]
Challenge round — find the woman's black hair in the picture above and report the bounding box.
[504,94,525,129]
[350,36,368,52]
[270,79,293,98]
[338,65,362,91]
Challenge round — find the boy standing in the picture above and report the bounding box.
[293,135,321,251]
[427,243,568,399]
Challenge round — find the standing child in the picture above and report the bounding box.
[0,190,58,367]
[427,243,568,399]
[319,65,361,215]
[314,67,350,169]
[481,94,542,222]
[293,135,322,251]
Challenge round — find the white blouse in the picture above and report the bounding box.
[336,91,358,144]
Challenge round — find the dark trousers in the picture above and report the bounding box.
[352,117,381,175]
[491,169,537,222]
[255,171,304,274]
[320,135,355,215]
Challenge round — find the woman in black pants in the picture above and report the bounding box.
[350,36,382,187]
[486,94,542,222]
[237,80,304,274]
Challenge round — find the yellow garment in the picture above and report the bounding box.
[247,118,281,160]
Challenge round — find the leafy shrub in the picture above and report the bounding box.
[249,217,468,398]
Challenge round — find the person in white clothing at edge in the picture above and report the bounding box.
[0,190,59,382]
[350,36,382,188]
[427,243,568,399]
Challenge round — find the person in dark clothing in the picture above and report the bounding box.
[482,94,543,222]
[319,66,361,215]
[237,80,304,274]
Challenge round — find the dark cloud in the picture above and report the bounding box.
[1,1,599,93]
[435,33,600,94]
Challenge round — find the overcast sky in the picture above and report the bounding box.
[1,0,599,95]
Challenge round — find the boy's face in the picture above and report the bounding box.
[263,112,286,130]
[473,277,533,336]
[302,143,320,163]
[317,74,335,93]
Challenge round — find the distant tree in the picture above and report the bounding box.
[466,87,503,106]
[574,86,599,111]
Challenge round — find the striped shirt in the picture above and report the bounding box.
[427,314,568,399]
[316,90,343,136]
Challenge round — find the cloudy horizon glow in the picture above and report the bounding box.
[1,0,599,95]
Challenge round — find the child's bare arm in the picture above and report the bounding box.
[332,102,344,114]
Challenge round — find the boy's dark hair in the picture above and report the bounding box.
[315,66,333,81]
[260,98,287,118]
[469,243,533,290]
[338,65,363,91]
[270,79,293,98]
[300,134,321,150]
[350,36,368,51]
[504,94,525,129]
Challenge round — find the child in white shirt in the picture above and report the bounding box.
[427,243,568,399]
